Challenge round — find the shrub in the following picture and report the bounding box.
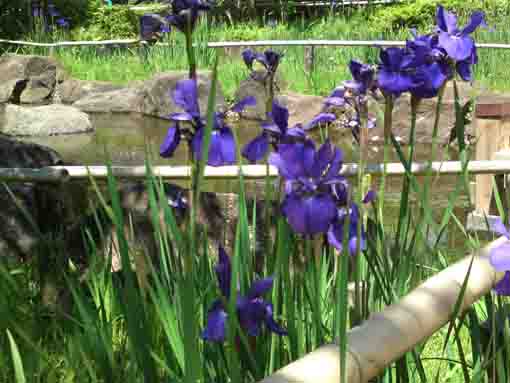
[370,0,510,32]
[86,5,139,40]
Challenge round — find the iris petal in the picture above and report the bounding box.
[173,79,200,116]
[231,96,257,113]
[494,271,510,296]
[489,242,510,271]
[202,307,228,342]
[303,113,337,131]
[242,133,269,163]
[271,101,289,132]
[490,218,510,238]
[247,277,274,299]
[461,11,486,35]
[438,32,474,62]
[160,124,181,158]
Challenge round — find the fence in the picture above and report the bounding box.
[2,160,510,183]
[2,38,510,72]
[2,36,510,382]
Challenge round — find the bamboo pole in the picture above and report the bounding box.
[259,237,508,383]
[0,38,508,50]
[2,160,510,182]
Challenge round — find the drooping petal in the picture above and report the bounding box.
[456,60,473,82]
[231,96,257,113]
[363,190,376,204]
[264,303,288,335]
[377,70,418,97]
[160,123,181,158]
[242,133,269,163]
[237,297,265,336]
[242,49,257,69]
[303,113,337,131]
[207,130,224,166]
[218,127,237,165]
[271,140,316,180]
[490,218,510,239]
[493,271,510,296]
[202,306,228,342]
[216,246,232,298]
[247,277,274,299]
[281,193,337,235]
[489,242,510,271]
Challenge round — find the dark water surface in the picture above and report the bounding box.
[24,112,471,251]
[25,112,464,198]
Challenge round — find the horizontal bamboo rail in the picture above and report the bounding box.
[2,160,510,183]
[1,38,509,50]
[259,237,507,383]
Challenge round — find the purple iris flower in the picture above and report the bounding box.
[405,31,450,98]
[160,79,255,166]
[344,60,375,95]
[327,191,375,255]
[377,47,423,97]
[55,17,70,29]
[324,86,346,108]
[140,13,170,40]
[202,247,287,342]
[167,0,212,32]
[269,140,345,235]
[242,101,335,163]
[435,6,486,62]
[488,218,510,295]
[47,2,60,17]
[242,49,283,75]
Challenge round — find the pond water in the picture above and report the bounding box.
[24,112,463,200]
[24,112,471,251]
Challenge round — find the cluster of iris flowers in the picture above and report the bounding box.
[158,2,503,341]
[31,1,70,30]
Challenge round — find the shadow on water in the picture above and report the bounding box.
[25,112,471,253]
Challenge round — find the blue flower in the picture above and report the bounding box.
[488,218,510,295]
[377,47,423,97]
[160,79,255,166]
[343,60,375,95]
[202,248,287,342]
[269,139,346,235]
[242,49,283,75]
[242,101,335,163]
[436,5,486,62]
[167,0,212,32]
[140,13,170,40]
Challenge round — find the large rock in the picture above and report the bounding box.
[0,134,64,259]
[1,104,93,136]
[58,79,126,104]
[0,54,68,104]
[72,87,144,114]
[72,71,225,117]
[234,71,286,120]
[140,71,224,118]
[280,91,325,127]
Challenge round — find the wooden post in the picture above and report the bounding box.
[304,45,315,74]
[475,99,510,214]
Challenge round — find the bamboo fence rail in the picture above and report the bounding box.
[1,160,510,183]
[258,237,507,383]
[1,38,509,50]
